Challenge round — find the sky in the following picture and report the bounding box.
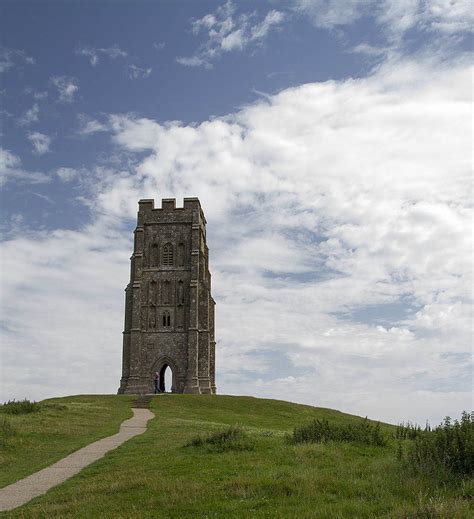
[0,0,472,425]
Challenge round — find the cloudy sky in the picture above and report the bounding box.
[0,0,472,425]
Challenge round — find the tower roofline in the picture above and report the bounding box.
[138,198,202,211]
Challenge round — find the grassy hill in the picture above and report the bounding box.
[1,395,472,518]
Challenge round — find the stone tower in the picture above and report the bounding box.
[118,198,216,394]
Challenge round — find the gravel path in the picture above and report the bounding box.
[0,407,154,512]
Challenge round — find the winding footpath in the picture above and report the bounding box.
[0,406,155,512]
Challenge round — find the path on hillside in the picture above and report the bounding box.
[0,404,155,512]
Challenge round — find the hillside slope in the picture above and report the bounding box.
[2,395,472,518]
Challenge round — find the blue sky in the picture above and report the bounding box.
[0,0,472,424]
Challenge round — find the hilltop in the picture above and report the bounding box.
[0,395,472,517]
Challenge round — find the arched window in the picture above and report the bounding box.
[162,243,174,266]
[162,310,171,327]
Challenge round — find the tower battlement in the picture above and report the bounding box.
[118,197,216,395]
[137,198,206,225]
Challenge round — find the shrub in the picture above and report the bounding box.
[290,417,387,447]
[0,399,41,415]
[395,421,429,440]
[404,411,473,479]
[186,424,254,452]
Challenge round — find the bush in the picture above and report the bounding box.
[404,411,473,479]
[0,399,41,415]
[395,421,429,440]
[290,418,387,447]
[186,424,254,452]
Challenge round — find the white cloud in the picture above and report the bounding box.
[56,167,80,182]
[75,45,128,66]
[350,43,390,56]
[33,91,48,100]
[28,131,52,155]
[23,88,48,100]
[295,0,473,43]
[153,42,166,51]
[294,0,372,29]
[126,64,152,80]
[0,47,35,73]
[77,114,108,135]
[422,0,474,33]
[251,9,285,40]
[0,148,19,172]
[0,148,50,185]
[1,57,471,425]
[177,1,285,67]
[17,103,39,126]
[50,76,79,103]
[176,56,209,68]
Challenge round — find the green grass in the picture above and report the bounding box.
[2,395,473,518]
[0,394,134,488]
[0,399,43,415]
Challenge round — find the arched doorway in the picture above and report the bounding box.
[152,356,179,393]
[159,364,174,393]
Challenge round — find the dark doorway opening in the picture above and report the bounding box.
[159,364,173,393]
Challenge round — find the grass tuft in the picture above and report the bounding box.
[185,424,255,452]
[0,416,15,448]
[290,417,387,447]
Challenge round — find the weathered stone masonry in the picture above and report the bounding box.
[118,198,216,394]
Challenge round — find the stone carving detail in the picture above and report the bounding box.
[148,306,156,329]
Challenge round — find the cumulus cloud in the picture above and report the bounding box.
[75,45,128,66]
[0,147,50,185]
[50,76,79,103]
[1,57,471,425]
[177,1,285,68]
[28,131,52,155]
